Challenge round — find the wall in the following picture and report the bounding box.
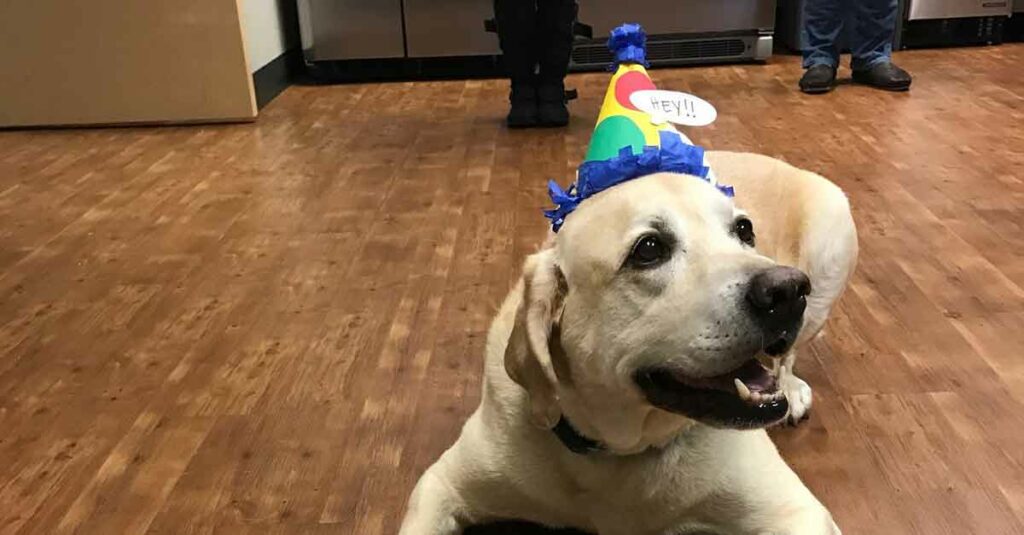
[241,0,300,73]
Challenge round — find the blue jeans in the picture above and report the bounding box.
[802,0,898,71]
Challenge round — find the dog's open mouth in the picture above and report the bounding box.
[634,359,789,429]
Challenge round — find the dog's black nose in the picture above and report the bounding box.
[746,266,811,328]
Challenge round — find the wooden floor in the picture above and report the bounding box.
[2,45,1024,535]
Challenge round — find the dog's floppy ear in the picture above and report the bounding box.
[504,248,566,429]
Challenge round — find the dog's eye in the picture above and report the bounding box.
[627,234,669,268]
[732,217,755,247]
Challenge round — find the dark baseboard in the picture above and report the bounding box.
[253,48,303,109]
[303,55,506,84]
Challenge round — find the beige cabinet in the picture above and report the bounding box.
[0,0,256,127]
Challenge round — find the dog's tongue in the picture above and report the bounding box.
[670,359,776,393]
[733,360,775,392]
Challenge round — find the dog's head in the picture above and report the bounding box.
[506,173,810,450]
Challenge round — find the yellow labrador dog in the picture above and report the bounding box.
[400,151,857,535]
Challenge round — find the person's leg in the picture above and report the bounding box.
[799,0,845,93]
[849,0,912,90]
[801,0,844,69]
[849,0,897,70]
[494,0,539,127]
[535,0,577,126]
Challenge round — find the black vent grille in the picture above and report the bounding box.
[571,37,750,67]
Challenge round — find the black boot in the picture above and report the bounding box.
[537,82,569,127]
[536,0,576,127]
[494,0,539,127]
[507,81,538,128]
[799,64,837,94]
[852,61,912,91]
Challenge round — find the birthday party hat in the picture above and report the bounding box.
[545,23,732,232]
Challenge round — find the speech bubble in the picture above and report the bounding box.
[630,90,717,127]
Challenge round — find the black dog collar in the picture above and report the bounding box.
[552,415,604,454]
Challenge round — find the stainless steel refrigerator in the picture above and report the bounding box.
[297,0,777,71]
[903,0,1011,46]
[570,0,776,69]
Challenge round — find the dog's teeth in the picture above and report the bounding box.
[735,378,785,406]
[779,365,789,381]
[734,378,752,400]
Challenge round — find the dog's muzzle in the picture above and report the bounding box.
[634,265,812,430]
[745,266,811,356]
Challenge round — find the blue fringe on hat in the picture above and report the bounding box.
[544,131,732,232]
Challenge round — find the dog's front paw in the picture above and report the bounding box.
[779,366,812,425]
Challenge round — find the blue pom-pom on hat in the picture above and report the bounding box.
[608,23,649,69]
